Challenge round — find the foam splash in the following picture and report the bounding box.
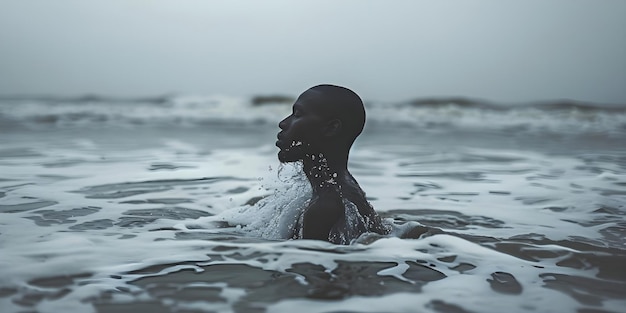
[205,163,312,240]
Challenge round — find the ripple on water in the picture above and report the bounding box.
[0,200,58,213]
[74,177,244,199]
[122,207,212,220]
[114,216,159,228]
[69,219,115,231]
[384,209,506,230]
[42,158,88,168]
[120,198,193,205]
[396,171,496,182]
[0,147,44,158]
[148,162,196,171]
[25,206,100,226]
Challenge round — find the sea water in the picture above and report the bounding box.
[0,96,625,313]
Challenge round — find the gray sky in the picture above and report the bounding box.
[1,0,625,104]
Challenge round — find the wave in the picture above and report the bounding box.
[404,97,626,111]
[1,94,625,135]
[369,98,626,134]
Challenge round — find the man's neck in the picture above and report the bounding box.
[302,151,349,195]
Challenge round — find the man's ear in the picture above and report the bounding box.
[323,119,342,137]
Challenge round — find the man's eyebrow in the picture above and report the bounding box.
[293,102,306,112]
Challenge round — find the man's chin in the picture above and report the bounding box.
[277,150,300,163]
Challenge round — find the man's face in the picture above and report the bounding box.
[276,91,325,163]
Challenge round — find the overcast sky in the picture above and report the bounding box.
[1,0,625,104]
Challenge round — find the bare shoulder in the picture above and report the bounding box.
[338,184,389,235]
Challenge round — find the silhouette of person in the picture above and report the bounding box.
[276,84,389,244]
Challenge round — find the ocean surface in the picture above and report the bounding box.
[1,95,625,313]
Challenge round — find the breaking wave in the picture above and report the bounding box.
[1,94,625,135]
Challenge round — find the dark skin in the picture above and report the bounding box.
[276,86,388,243]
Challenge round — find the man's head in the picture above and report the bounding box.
[276,84,366,163]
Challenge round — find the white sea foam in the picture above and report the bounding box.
[205,163,312,240]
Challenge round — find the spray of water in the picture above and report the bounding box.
[207,163,312,240]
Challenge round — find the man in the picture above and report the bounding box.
[276,84,389,244]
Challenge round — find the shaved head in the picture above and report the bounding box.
[304,84,366,144]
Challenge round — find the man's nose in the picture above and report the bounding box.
[278,116,289,129]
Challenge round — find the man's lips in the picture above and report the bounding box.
[276,133,287,149]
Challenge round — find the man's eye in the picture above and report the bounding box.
[293,110,302,117]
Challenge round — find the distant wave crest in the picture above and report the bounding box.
[1,95,624,135]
